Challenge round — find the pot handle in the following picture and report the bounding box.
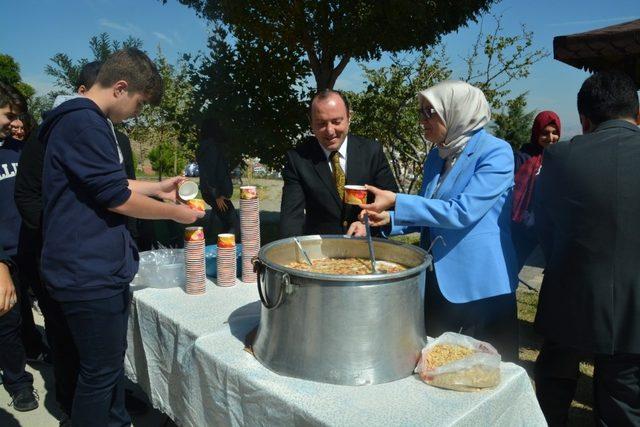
[253,257,287,310]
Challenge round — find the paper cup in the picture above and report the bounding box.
[344,185,368,205]
[218,233,236,248]
[178,180,199,201]
[186,198,206,212]
[240,186,258,200]
[184,226,205,241]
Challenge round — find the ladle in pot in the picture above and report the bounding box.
[363,213,378,274]
[293,237,313,266]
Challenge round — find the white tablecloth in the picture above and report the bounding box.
[125,280,547,427]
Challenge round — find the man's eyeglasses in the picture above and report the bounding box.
[418,106,437,120]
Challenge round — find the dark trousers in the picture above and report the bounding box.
[47,296,79,417]
[12,258,46,358]
[425,268,519,363]
[593,353,640,426]
[534,340,582,426]
[511,222,539,272]
[17,226,79,416]
[60,292,131,427]
[0,272,34,395]
[206,199,240,244]
[535,341,640,426]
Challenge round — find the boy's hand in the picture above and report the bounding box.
[156,176,186,202]
[173,204,205,224]
[0,263,17,317]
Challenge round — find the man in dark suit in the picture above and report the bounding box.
[279,89,398,237]
[534,71,640,426]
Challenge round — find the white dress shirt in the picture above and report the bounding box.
[318,135,348,175]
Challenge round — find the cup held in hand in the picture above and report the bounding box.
[178,180,198,201]
[344,185,367,205]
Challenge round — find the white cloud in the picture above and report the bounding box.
[548,16,639,28]
[153,31,175,46]
[98,18,143,36]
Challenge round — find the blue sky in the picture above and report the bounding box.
[2,0,639,138]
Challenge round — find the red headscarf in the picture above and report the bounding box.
[512,111,561,224]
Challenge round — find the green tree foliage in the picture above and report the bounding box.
[0,54,36,100]
[45,33,143,92]
[461,13,548,110]
[492,93,536,149]
[148,140,188,177]
[187,25,310,170]
[166,0,496,90]
[350,15,546,193]
[126,49,198,177]
[165,0,498,169]
[349,50,452,194]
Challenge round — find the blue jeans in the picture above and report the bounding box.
[0,287,34,395]
[60,291,131,427]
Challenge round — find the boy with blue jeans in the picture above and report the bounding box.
[40,48,203,426]
[0,81,38,412]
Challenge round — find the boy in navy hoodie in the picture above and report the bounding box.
[0,82,38,412]
[39,48,203,426]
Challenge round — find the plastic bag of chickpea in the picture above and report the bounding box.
[415,332,501,392]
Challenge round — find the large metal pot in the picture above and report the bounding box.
[252,235,431,386]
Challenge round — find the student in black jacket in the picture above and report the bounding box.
[39,49,202,426]
[14,60,147,419]
[0,82,38,412]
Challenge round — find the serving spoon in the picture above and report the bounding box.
[293,237,313,266]
[363,213,378,274]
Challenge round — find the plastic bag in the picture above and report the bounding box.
[415,332,501,392]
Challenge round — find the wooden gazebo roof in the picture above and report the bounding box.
[553,19,640,86]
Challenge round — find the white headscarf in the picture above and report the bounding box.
[418,80,491,160]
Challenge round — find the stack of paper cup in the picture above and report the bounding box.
[216,234,237,287]
[239,186,260,283]
[184,226,206,295]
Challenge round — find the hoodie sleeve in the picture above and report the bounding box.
[61,125,131,208]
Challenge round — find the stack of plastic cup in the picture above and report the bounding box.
[239,186,260,283]
[216,233,237,287]
[184,226,206,295]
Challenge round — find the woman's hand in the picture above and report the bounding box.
[360,185,397,213]
[359,210,391,227]
[346,221,366,237]
[215,196,229,212]
[156,176,186,202]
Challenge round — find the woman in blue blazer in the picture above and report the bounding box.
[350,81,519,362]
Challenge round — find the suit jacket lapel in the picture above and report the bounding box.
[424,155,444,199]
[345,135,363,184]
[434,130,484,200]
[310,139,343,208]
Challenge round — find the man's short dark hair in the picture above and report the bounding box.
[96,48,163,105]
[76,60,103,91]
[309,89,351,118]
[0,81,27,115]
[577,71,639,125]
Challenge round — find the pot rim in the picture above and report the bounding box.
[257,234,431,283]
